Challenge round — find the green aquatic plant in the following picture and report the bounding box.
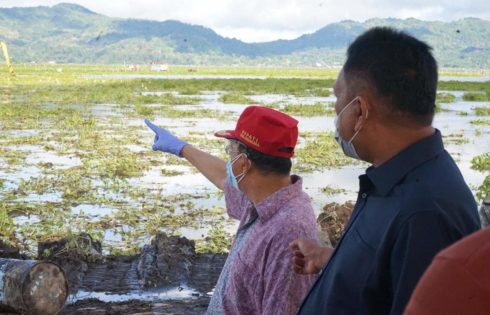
[476,176,490,202]
[471,154,490,172]
[443,133,469,145]
[0,204,17,247]
[470,119,490,126]
[463,92,488,102]
[294,132,357,172]
[320,186,347,195]
[471,154,490,202]
[436,92,456,103]
[282,102,336,117]
[474,107,490,116]
[219,93,255,104]
[195,223,232,254]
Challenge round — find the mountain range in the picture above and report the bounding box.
[0,3,489,68]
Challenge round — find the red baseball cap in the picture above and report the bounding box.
[214,105,298,158]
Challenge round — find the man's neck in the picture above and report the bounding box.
[244,175,292,205]
[371,126,435,167]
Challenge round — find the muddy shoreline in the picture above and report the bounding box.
[1,199,488,314]
[0,202,357,314]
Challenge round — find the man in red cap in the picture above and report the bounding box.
[145,105,318,315]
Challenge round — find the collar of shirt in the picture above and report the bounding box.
[365,129,444,196]
[254,175,304,222]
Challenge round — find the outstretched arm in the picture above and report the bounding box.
[181,144,226,190]
[145,119,227,190]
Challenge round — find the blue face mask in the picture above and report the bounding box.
[334,97,362,160]
[226,153,247,190]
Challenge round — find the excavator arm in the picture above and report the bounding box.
[1,41,15,78]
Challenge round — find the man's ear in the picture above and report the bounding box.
[238,154,252,173]
[354,96,370,131]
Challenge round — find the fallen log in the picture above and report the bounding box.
[0,259,68,315]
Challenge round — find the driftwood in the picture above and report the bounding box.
[0,259,68,315]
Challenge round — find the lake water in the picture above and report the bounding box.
[1,90,489,251]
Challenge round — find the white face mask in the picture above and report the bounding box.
[334,97,362,160]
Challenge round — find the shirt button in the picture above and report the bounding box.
[362,193,368,198]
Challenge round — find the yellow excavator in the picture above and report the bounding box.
[1,41,15,78]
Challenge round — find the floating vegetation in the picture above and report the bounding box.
[160,168,185,176]
[470,119,490,126]
[471,154,490,202]
[476,176,490,202]
[0,204,16,247]
[474,106,490,116]
[195,223,233,254]
[443,133,470,145]
[281,102,336,117]
[135,94,201,105]
[320,186,347,195]
[436,92,456,103]
[471,154,490,172]
[294,132,357,172]
[463,92,489,102]
[219,93,255,104]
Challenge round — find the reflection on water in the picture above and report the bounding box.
[68,286,200,304]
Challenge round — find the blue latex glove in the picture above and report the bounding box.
[144,119,188,156]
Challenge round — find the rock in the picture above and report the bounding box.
[317,202,354,247]
[0,239,21,259]
[138,233,196,288]
[480,195,490,228]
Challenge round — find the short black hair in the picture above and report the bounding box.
[344,27,438,125]
[237,142,292,176]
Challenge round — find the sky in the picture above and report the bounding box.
[1,0,489,42]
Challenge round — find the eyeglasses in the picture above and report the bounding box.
[225,139,242,155]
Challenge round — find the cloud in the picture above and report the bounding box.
[1,0,489,42]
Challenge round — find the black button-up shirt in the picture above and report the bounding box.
[298,130,480,315]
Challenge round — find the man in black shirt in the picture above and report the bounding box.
[291,27,481,315]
